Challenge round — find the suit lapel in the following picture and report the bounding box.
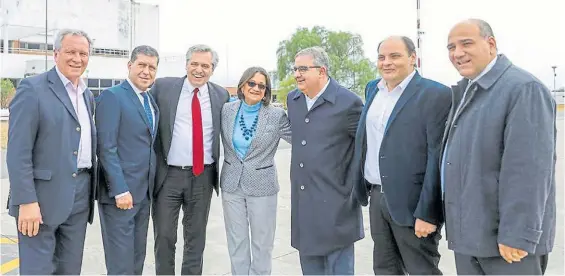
[307,78,337,114]
[149,92,160,141]
[244,105,267,160]
[384,73,421,135]
[168,77,185,139]
[207,82,222,141]
[47,68,79,123]
[123,81,153,136]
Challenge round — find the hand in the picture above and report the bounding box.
[18,202,43,237]
[115,192,133,210]
[498,243,528,263]
[414,218,437,238]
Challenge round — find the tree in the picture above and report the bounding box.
[1,79,16,109]
[276,26,378,98]
[275,75,297,109]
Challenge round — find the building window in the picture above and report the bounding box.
[100,79,113,88]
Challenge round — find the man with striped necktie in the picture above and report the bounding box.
[95,45,160,275]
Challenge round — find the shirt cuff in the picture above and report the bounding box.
[115,191,130,199]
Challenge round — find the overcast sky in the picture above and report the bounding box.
[138,0,564,88]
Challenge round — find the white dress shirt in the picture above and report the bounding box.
[305,78,330,111]
[167,79,214,166]
[364,70,416,185]
[126,78,155,131]
[55,66,92,169]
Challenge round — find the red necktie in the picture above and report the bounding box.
[192,88,204,176]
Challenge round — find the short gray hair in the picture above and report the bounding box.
[295,46,331,75]
[185,44,219,70]
[54,28,93,53]
[467,18,495,37]
[130,45,160,64]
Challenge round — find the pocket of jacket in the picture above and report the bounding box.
[33,169,52,180]
[256,164,274,170]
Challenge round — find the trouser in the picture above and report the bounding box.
[222,187,278,275]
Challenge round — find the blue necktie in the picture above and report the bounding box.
[141,92,154,136]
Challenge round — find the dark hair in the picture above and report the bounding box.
[378,36,416,57]
[236,66,272,106]
[130,45,160,65]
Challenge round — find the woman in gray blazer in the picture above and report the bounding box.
[220,66,291,275]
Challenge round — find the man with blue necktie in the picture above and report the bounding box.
[95,45,160,275]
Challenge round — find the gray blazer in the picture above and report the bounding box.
[6,67,98,224]
[441,54,556,257]
[286,78,364,256]
[151,77,229,196]
[220,100,291,196]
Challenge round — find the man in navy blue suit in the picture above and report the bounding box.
[95,45,160,275]
[351,36,451,275]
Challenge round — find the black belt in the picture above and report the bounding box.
[77,167,92,174]
[168,163,214,170]
[366,180,383,193]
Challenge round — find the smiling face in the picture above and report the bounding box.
[128,54,158,91]
[377,37,416,88]
[447,21,497,79]
[293,54,326,95]
[186,51,214,87]
[241,72,267,105]
[54,34,90,85]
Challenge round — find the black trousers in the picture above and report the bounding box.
[455,253,548,275]
[152,165,215,275]
[369,184,442,275]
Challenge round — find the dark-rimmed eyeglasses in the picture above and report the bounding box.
[247,81,266,90]
[292,66,322,74]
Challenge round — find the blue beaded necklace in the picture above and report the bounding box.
[239,112,259,140]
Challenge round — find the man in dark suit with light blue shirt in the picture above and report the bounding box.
[6,29,98,275]
[351,36,451,275]
[95,45,160,275]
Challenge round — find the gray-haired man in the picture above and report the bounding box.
[7,29,97,274]
[151,44,229,275]
[286,46,364,275]
[96,45,160,274]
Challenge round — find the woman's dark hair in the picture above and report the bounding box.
[236,66,271,106]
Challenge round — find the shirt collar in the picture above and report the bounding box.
[55,65,87,93]
[126,78,146,95]
[470,55,498,84]
[306,78,330,100]
[184,78,208,96]
[377,69,416,92]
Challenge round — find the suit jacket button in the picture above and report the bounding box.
[72,173,77,178]
[300,185,305,190]
[73,151,78,155]
[299,163,304,168]
[76,126,81,132]
[380,155,385,159]
[305,118,310,123]
[301,140,306,146]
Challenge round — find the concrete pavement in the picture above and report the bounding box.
[0,122,563,275]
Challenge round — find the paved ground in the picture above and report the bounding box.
[0,120,563,275]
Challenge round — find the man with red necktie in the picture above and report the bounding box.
[150,44,229,275]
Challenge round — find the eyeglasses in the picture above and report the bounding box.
[292,66,322,74]
[247,81,267,90]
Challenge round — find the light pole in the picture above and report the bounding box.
[551,66,557,93]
